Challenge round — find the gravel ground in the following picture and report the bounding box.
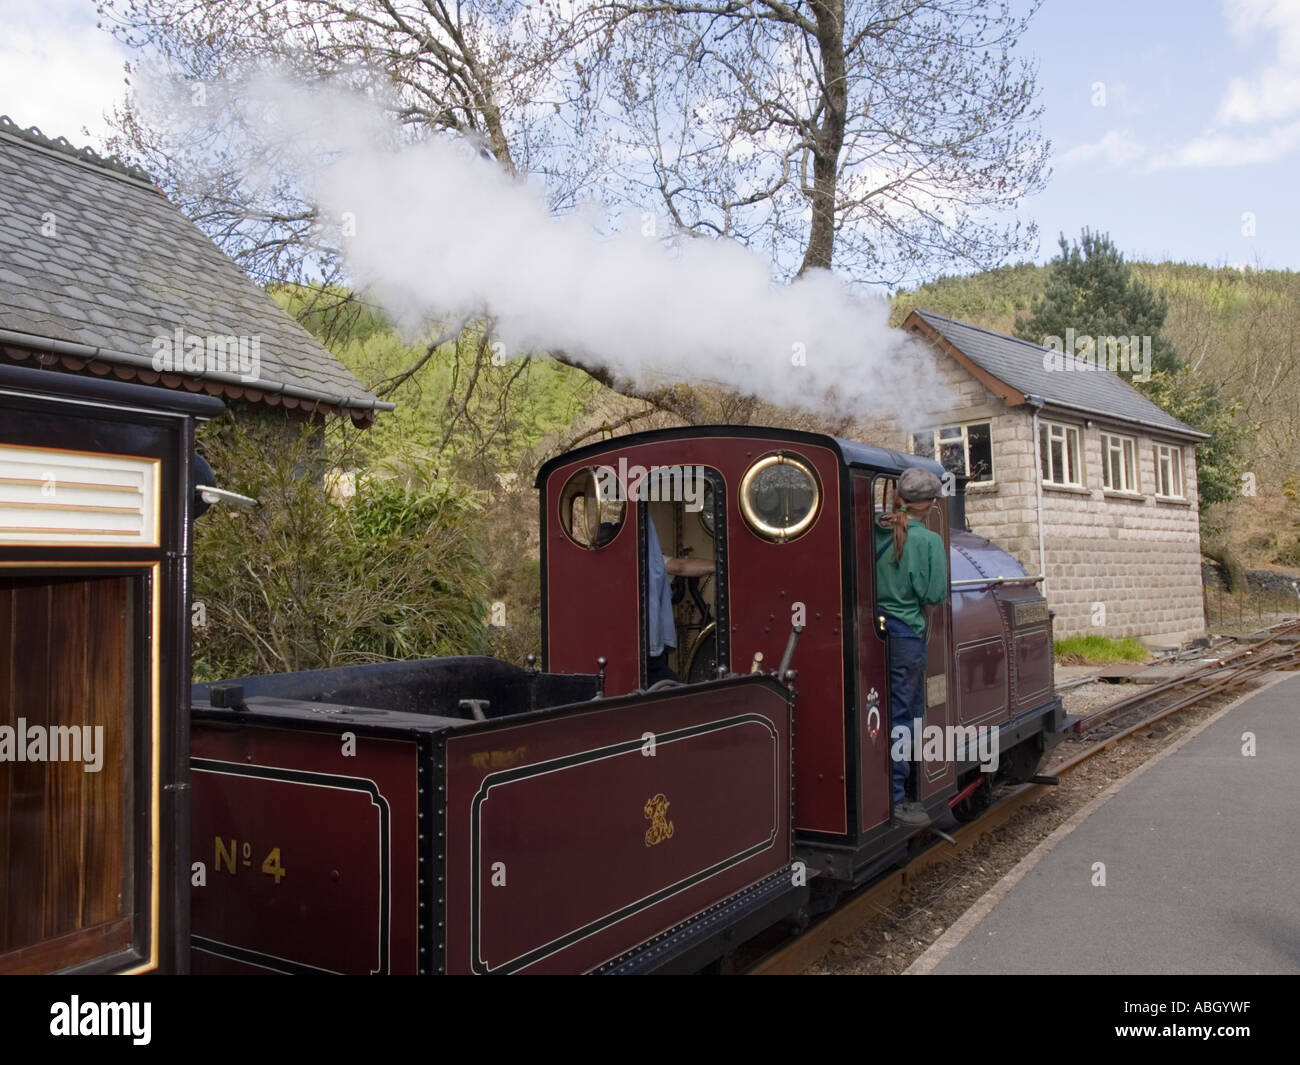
[1059,680,1129,717]
[807,677,1270,975]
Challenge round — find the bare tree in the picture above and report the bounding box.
[594,0,1050,283]
[99,0,608,343]
[97,0,1049,419]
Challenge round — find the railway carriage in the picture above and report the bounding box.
[0,363,221,974]
[187,424,1068,971]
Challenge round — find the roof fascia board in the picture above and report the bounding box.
[902,311,1029,408]
[0,326,395,414]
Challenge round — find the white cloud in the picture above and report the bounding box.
[1216,0,1300,123]
[0,0,131,150]
[1146,117,1300,169]
[1140,1,1300,170]
[1057,130,1145,168]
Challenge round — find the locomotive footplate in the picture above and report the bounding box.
[796,696,1069,886]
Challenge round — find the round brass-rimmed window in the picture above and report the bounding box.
[739,452,821,542]
[558,466,625,549]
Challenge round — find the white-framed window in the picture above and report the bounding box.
[1101,432,1138,492]
[1155,443,1183,498]
[911,421,994,482]
[1039,421,1083,486]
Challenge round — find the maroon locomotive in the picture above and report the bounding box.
[189,424,1067,973]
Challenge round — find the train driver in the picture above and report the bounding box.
[645,517,713,686]
[874,467,948,828]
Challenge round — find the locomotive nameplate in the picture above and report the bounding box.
[1013,600,1049,627]
[0,443,159,546]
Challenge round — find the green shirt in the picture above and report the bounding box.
[873,518,948,636]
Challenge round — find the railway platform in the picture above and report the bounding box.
[912,672,1300,975]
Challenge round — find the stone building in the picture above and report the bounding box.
[899,309,1208,644]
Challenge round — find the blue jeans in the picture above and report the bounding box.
[886,615,927,804]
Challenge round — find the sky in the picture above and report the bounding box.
[1019,0,1300,272]
[1,0,1299,275]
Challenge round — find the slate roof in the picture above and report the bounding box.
[906,309,1206,441]
[0,116,392,423]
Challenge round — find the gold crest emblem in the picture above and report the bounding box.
[643,793,674,846]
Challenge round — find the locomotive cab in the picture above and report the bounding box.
[539,426,1067,890]
[555,463,728,685]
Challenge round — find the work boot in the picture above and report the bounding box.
[892,800,930,828]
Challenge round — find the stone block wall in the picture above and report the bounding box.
[873,346,1206,643]
[1034,424,1204,642]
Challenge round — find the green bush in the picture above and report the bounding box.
[192,416,491,682]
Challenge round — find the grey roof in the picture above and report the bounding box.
[834,437,945,477]
[0,117,392,419]
[534,424,947,488]
[909,309,1206,440]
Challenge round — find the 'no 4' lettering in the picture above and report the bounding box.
[214,836,288,884]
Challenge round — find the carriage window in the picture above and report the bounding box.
[739,452,821,542]
[558,466,626,548]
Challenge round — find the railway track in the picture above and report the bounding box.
[745,621,1300,975]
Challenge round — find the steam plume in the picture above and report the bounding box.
[157,73,949,424]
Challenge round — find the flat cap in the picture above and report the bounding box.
[898,467,943,501]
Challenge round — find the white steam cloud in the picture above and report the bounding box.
[159,73,948,424]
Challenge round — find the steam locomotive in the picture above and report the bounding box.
[0,365,1064,974]
[188,425,1067,974]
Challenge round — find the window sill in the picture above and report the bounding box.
[1102,489,1147,501]
[1154,494,1192,506]
[1041,481,1091,495]
[966,480,998,492]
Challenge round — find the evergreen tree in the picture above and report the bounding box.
[1016,229,1243,515]
[1014,229,1181,375]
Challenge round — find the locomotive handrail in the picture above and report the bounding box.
[950,575,1045,588]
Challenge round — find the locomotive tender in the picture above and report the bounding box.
[190,425,1067,974]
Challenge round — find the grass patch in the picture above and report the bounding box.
[1053,634,1150,665]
